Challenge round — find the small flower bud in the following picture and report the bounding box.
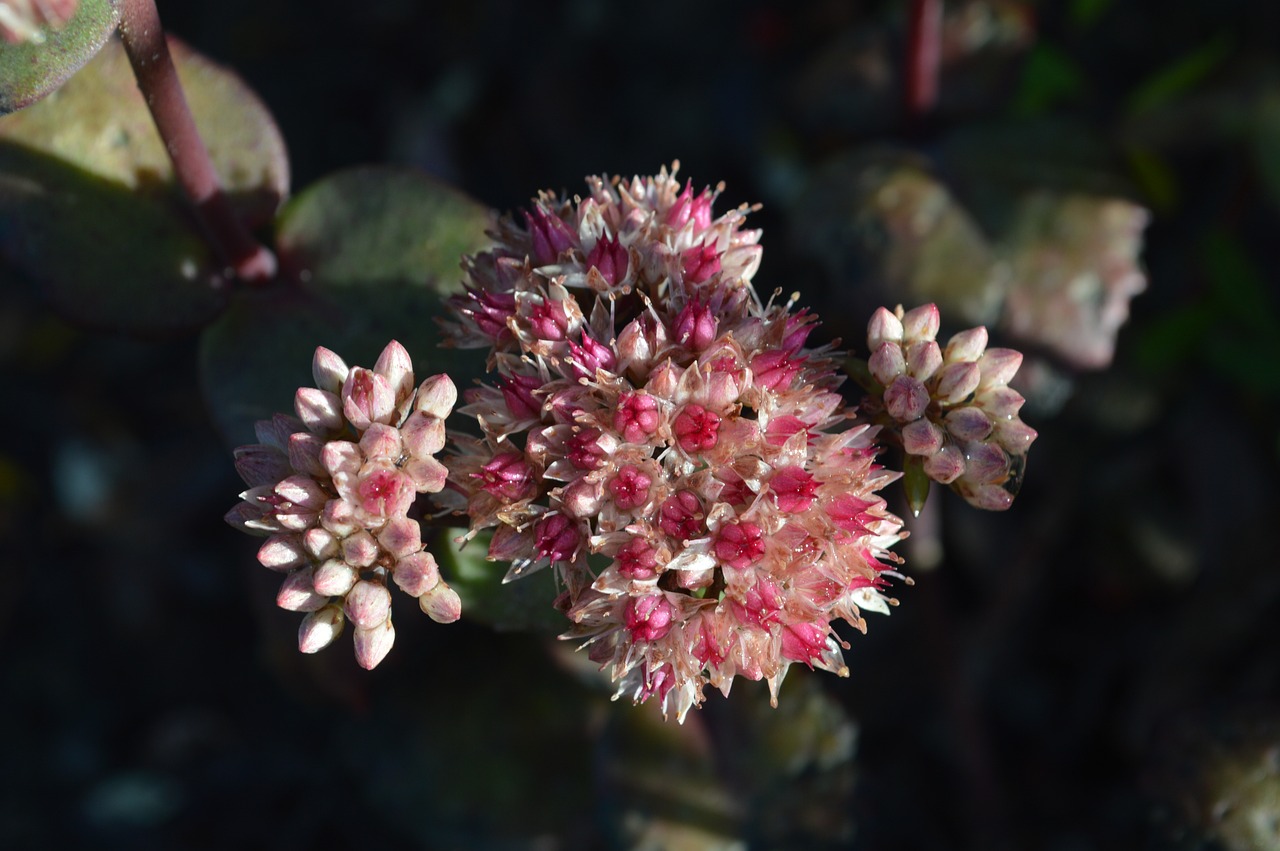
[277,568,329,612]
[609,464,654,510]
[673,405,721,453]
[401,411,446,458]
[420,582,462,623]
[313,558,358,597]
[342,368,396,430]
[298,604,345,654]
[257,533,307,572]
[868,341,906,386]
[294,387,344,435]
[415,374,457,419]
[377,516,423,561]
[901,418,945,457]
[933,361,982,406]
[345,579,393,630]
[884,375,930,422]
[714,521,766,569]
[311,346,350,395]
[392,551,440,597]
[944,327,989,363]
[585,235,628,285]
[615,537,661,581]
[976,348,1023,388]
[353,619,395,670]
[905,340,943,381]
[341,530,380,568]
[944,407,993,442]
[867,306,904,350]
[625,594,676,642]
[923,444,966,484]
[901,303,940,342]
[673,301,718,351]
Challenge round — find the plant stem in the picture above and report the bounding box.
[905,0,943,120]
[118,0,275,283]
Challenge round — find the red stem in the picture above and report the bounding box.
[905,0,943,119]
[118,0,275,283]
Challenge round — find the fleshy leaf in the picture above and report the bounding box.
[200,167,493,445]
[0,0,119,115]
[433,529,564,633]
[0,36,288,333]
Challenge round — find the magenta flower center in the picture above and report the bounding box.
[609,464,653,510]
[714,521,765,568]
[673,405,721,453]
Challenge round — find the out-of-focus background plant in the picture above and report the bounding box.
[2,0,1279,848]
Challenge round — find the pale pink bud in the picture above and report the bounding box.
[414,374,457,419]
[867,306,904,350]
[311,346,350,394]
[963,442,1010,484]
[944,407,993,442]
[585,235,628,285]
[345,579,392,630]
[392,551,440,597]
[401,412,446,458]
[965,483,1014,511]
[682,244,721,284]
[258,533,307,572]
[534,514,581,563]
[615,537,661,581]
[341,530,379,568]
[884,375,930,422]
[320,497,358,537]
[287,433,327,478]
[373,340,414,407]
[342,368,396,430]
[275,475,327,509]
[525,205,577,265]
[359,423,402,461]
[313,558,358,597]
[303,527,339,561]
[276,568,329,612]
[714,521,766,569]
[944,327,989,363]
[902,418,945,456]
[419,582,462,623]
[977,386,1026,419]
[295,387,345,435]
[233,444,291,487]
[923,444,966,483]
[353,620,395,670]
[905,340,943,381]
[608,464,653,510]
[614,393,661,443]
[933,361,982,406]
[673,405,721,453]
[868,341,906,386]
[769,466,818,513]
[321,440,362,478]
[378,516,422,560]
[901,303,941,342]
[673,301,718,351]
[616,315,668,372]
[993,419,1038,454]
[976,348,1023,388]
[298,604,345,653]
[660,490,704,541]
[404,457,449,493]
[559,477,603,518]
[625,594,676,642]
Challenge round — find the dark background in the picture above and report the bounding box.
[4,0,1280,848]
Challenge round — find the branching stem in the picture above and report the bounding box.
[118,0,275,283]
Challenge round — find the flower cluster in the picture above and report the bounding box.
[226,341,461,669]
[857,304,1036,511]
[441,164,909,720]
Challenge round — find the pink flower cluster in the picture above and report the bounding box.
[226,341,461,669]
[860,304,1037,511]
[441,164,909,720]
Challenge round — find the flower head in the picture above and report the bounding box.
[443,164,906,721]
[227,341,460,669]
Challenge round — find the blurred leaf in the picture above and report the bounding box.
[1253,89,1280,211]
[0,35,288,226]
[201,167,492,444]
[1125,34,1232,116]
[1010,44,1086,118]
[1199,230,1280,393]
[1069,0,1113,28]
[1135,305,1213,373]
[0,0,119,114]
[434,529,564,633]
[0,36,289,333]
[1123,145,1179,211]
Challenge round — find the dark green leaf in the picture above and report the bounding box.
[903,454,930,517]
[0,0,119,115]
[1125,35,1232,116]
[1010,45,1087,118]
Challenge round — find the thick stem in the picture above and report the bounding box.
[118,0,275,282]
[904,0,943,120]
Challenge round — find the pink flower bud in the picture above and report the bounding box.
[294,387,345,435]
[415,374,457,419]
[963,483,1014,511]
[501,373,543,421]
[525,296,572,341]
[303,527,339,561]
[613,393,661,443]
[609,464,654,510]
[355,466,415,520]
[535,514,582,563]
[342,368,396,430]
[660,491,704,541]
[567,428,609,470]
[320,497,358,537]
[884,375,930,422]
[404,456,449,493]
[673,405,721,453]
[378,516,422,560]
[353,620,395,670]
[585,235,629,285]
[287,432,326,478]
[901,303,941,342]
[977,386,1026,420]
[673,300,718,351]
[392,551,440,597]
[401,411,446,458]
[933,361,982,406]
[902,418,945,456]
[625,594,676,642]
[257,533,307,572]
[311,346,350,394]
[321,440,362,478]
[977,348,1023,388]
[781,622,831,665]
[341,530,379,568]
[867,306,904,350]
[373,340,414,409]
[420,582,462,623]
[476,451,536,501]
[924,444,966,483]
[963,442,1010,484]
[277,568,328,612]
[615,537,661,581]
[313,559,358,597]
[358,422,403,461]
[345,579,393,630]
[714,521,766,569]
[905,340,943,381]
[233,444,291,487]
[993,419,1038,454]
[525,205,577,265]
[868,341,906,386]
[751,349,802,392]
[944,407,993,442]
[665,181,696,229]
[559,477,603,518]
[770,466,818,513]
[298,604,344,654]
[567,333,617,379]
[682,244,721,284]
[945,327,989,363]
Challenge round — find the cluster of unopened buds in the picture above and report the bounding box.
[227,164,1034,720]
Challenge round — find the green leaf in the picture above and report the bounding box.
[434,529,565,633]
[1125,35,1232,116]
[902,454,930,517]
[1010,44,1087,118]
[0,36,289,333]
[0,0,120,115]
[200,167,494,445]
